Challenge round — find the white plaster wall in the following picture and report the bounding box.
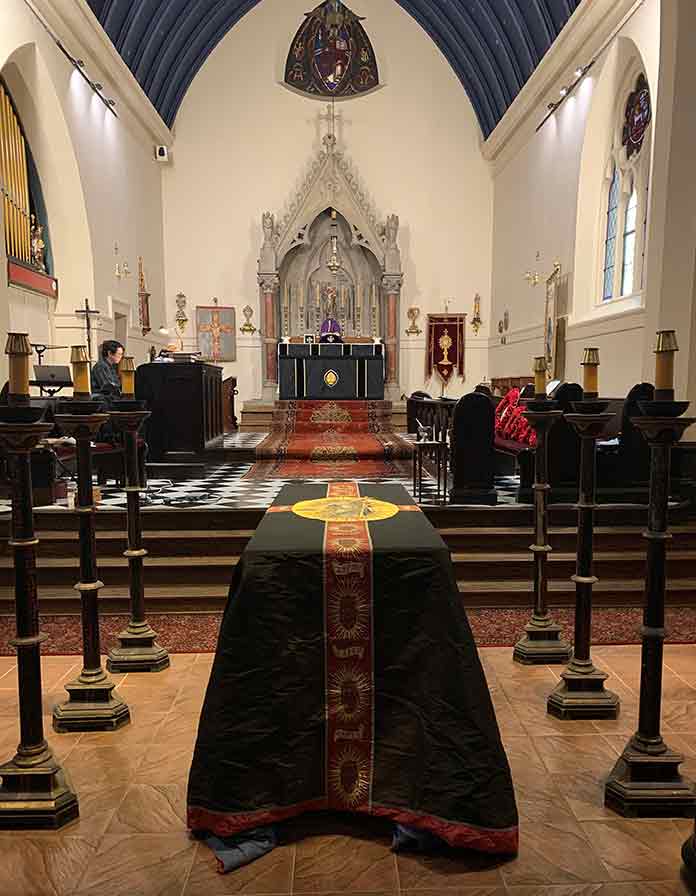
[163,0,493,403]
[0,0,167,382]
[488,0,660,398]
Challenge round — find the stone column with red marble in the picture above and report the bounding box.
[382,274,403,387]
[259,274,280,387]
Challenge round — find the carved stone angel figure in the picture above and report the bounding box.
[262,212,276,248]
[384,214,399,249]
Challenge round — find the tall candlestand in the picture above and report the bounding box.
[52,402,130,732]
[682,825,696,885]
[0,407,79,827]
[605,400,696,816]
[547,401,620,718]
[513,398,572,664]
[107,401,169,673]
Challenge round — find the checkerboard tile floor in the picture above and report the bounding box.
[0,434,520,514]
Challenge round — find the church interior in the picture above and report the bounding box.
[4,0,696,892]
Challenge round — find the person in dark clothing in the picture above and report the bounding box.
[91,340,124,397]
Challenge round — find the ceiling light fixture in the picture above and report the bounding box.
[21,0,118,118]
[537,0,646,133]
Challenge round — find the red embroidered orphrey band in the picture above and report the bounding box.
[324,481,375,812]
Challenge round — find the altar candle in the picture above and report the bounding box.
[654,330,678,394]
[581,347,600,396]
[70,345,91,397]
[5,333,31,398]
[120,355,136,398]
[533,355,547,397]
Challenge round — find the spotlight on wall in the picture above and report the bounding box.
[574,68,584,79]
[21,0,118,118]
[559,86,568,97]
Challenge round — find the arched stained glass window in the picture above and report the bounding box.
[603,166,620,300]
[621,187,638,296]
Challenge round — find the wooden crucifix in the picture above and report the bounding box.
[75,298,100,361]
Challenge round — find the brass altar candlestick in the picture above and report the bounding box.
[606,333,696,816]
[513,358,571,664]
[581,347,599,399]
[533,354,547,399]
[0,405,79,828]
[119,356,135,398]
[548,352,620,717]
[52,402,130,732]
[654,329,678,401]
[107,400,170,673]
[5,333,31,405]
[70,345,91,399]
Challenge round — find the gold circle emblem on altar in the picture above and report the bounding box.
[324,369,339,387]
[291,496,399,523]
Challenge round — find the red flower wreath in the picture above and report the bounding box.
[494,388,537,447]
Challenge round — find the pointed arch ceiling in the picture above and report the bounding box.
[86,0,582,136]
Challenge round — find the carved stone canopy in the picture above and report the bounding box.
[258,133,402,278]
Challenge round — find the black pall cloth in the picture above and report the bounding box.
[187,482,518,854]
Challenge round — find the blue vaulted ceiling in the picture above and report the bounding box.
[86,0,583,136]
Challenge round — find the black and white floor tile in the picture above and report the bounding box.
[0,432,521,515]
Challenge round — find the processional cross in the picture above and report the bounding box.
[75,298,100,361]
[199,305,233,362]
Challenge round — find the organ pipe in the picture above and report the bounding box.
[0,82,31,264]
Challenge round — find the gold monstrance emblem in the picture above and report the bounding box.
[438,328,453,366]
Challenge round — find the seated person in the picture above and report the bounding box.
[91,340,124,398]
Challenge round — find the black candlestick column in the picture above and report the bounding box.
[107,404,169,673]
[548,403,620,718]
[513,401,572,664]
[52,404,130,732]
[605,404,696,816]
[0,409,79,827]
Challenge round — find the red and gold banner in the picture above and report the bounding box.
[426,313,466,384]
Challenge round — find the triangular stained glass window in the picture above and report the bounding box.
[285,1,379,98]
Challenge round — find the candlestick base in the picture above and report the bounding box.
[0,752,79,829]
[547,665,620,719]
[605,744,696,817]
[682,830,696,885]
[513,620,572,665]
[52,674,130,732]
[107,622,170,673]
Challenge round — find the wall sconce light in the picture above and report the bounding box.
[470,293,483,335]
[114,243,131,280]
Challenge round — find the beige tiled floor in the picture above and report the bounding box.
[0,646,696,895]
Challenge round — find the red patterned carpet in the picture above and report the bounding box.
[246,399,413,479]
[2,607,696,656]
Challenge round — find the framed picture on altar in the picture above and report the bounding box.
[303,333,315,344]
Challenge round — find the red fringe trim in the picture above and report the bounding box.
[187,802,518,856]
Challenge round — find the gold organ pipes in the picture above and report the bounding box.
[0,82,32,264]
[20,134,30,260]
[0,90,12,259]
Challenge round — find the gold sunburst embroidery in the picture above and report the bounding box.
[328,747,371,808]
[327,580,370,641]
[328,666,372,722]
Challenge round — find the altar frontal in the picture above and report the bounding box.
[187,482,518,854]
